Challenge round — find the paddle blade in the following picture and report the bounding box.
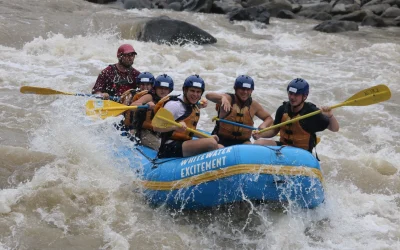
[335,84,391,108]
[86,100,134,119]
[20,86,72,95]
[152,108,177,128]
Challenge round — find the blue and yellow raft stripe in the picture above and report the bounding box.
[141,164,323,191]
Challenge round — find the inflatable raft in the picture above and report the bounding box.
[116,143,325,210]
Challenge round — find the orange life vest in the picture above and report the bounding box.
[156,96,200,142]
[214,93,253,140]
[133,90,161,131]
[279,102,316,151]
[123,90,149,128]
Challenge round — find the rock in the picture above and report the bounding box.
[381,6,400,17]
[124,0,152,9]
[229,6,271,24]
[292,4,303,13]
[335,10,369,21]
[242,0,269,8]
[259,1,293,17]
[362,4,391,15]
[137,16,217,45]
[298,10,333,20]
[276,9,296,18]
[361,14,388,26]
[363,0,383,7]
[331,4,361,15]
[211,0,242,14]
[300,2,332,13]
[167,2,183,11]
[314,20,359,32]
[182,0,214,13]
[86,0,116,4]
[393,15,400,25]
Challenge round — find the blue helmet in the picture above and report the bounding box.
[234,75,254,90]
[154,74,174,91]
[183,75,205,92]
[287,78,309,95]
[136,72,155,85]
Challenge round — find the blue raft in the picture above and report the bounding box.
[116,143,325,210]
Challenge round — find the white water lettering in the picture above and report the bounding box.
[180,147,232,166]
[181,156,227,178]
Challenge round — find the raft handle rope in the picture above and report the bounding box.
[134,146,180,169]
[263,145,286,157]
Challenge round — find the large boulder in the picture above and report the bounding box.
[313,20,359,32]
[182,0,214,12]
[362,3,391,15]
[259,0,293,17]
[276,9,296,18]
[393,16,400,25]
[331,4,361,15]
[86,0,116,4]
[361,14,388,26]
[136,16,217,45]
[300,2,332,13]
[211,0,242,14]
[298,10,333,20]
[381,6,400,17]
[335,10,369,21]
[124,0,152,9]
[229,5,271,23]
[363,0,383,7]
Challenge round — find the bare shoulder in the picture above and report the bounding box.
[251,100,263,110]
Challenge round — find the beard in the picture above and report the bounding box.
[119,59,133,69]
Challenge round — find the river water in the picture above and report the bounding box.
[1,0,399,249]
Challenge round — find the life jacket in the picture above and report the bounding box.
[120,88,138,105]
[213,93,253,140]
[106,64,136,97]
[122,90,148,129]
[156,95,200,143]
[279,102,317,152]
[135,90,162,130]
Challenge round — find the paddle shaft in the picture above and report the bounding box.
[75,93,119,101]
[20,86,119,101]
[214,117,257,130]
[156,116,212,138]
[91,105,148,112]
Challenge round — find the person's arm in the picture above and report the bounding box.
[253,102,274,130]
[92,68,110,99]
[198,98,208,109]
[255,127,280,139]
[253,106,283,139]
[205,92,231,112]
[131,94,154,109]
[321,106,339,132]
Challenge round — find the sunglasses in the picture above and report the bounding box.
[123,53,136,57]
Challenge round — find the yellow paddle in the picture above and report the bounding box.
[85,100,148,119]
[256,84,391,134]
[20,86,119,101]
[211,116,321,144]
[152,108,212,138]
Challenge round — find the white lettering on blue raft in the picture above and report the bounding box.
[180,147,233,178]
